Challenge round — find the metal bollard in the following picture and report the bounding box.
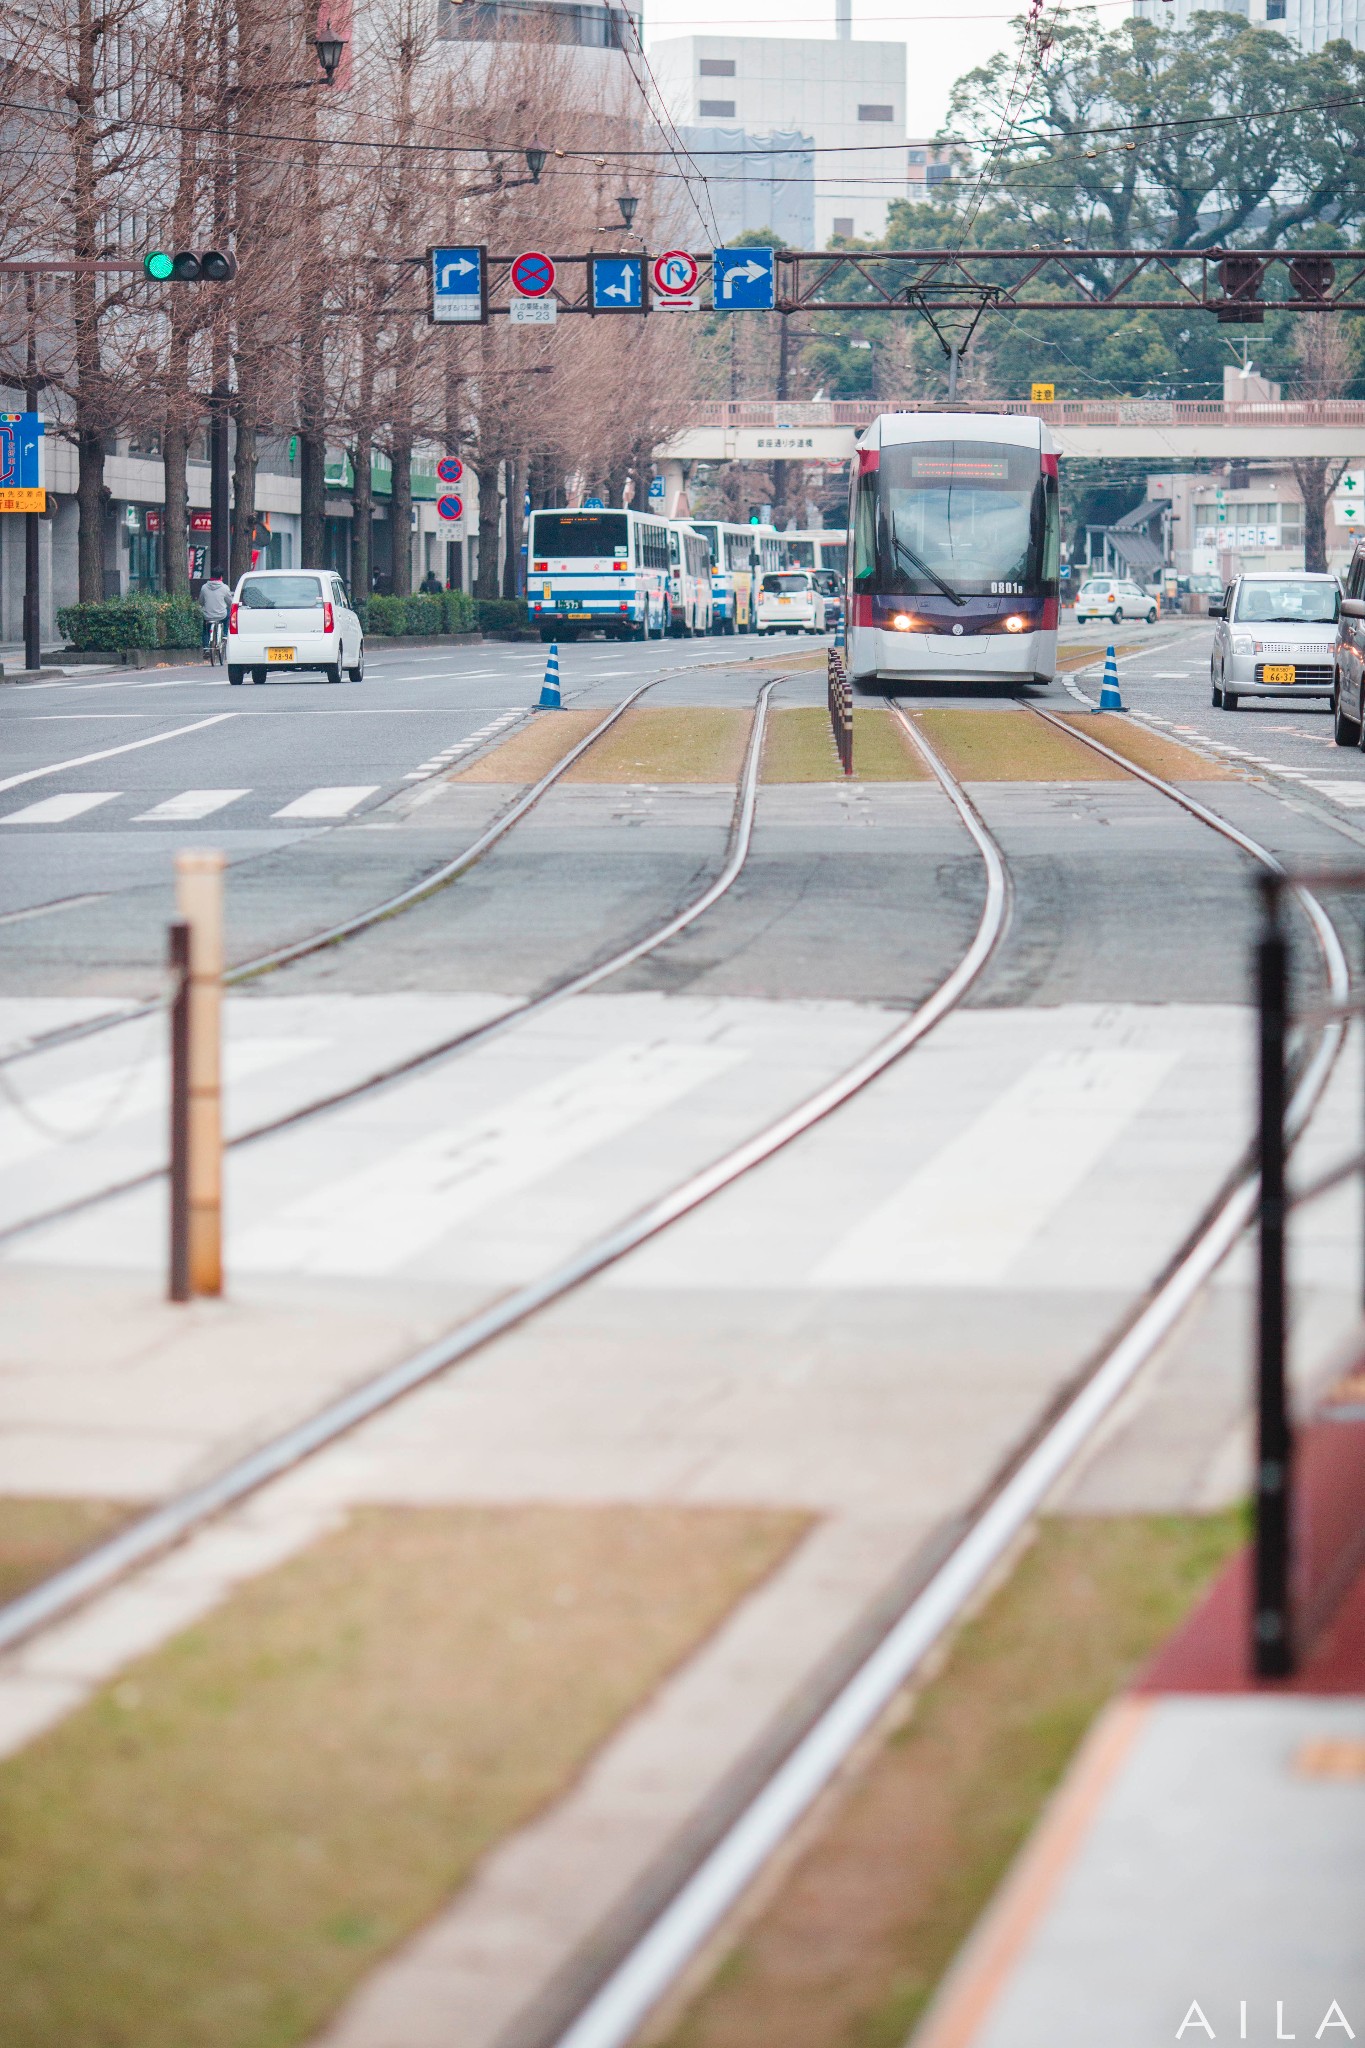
[173,849,225,1297]
[168,921,191,1302]
[1254,877,1292,1677]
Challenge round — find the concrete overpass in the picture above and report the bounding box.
[655,399,1365,498]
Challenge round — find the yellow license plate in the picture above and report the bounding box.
[267,647,294,662]
[1263,663,1296,683]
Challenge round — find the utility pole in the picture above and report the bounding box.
[23,275,41,672]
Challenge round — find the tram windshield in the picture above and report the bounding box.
[854,439,1055,601]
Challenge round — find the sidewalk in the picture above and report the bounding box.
[911,1512,1365,2048]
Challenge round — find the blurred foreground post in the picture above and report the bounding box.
[1254,876,1292,1676]
[173,850,225,1297]
[168,920,191,1301]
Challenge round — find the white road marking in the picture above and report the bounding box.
[229,1039,743,1277]
[0,714,234,794]
[814,1048,1178,1288]
[0,1037,326,1171]
[1,791,121,825]
[271,785,380,819]
[131,788,250,821]
[1305,780,1365,808]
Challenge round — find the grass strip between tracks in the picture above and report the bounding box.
[762,707,930,783]
[911,709,1128,783]
[650,1511,1242,2048]
[1054,712,1235,782]
[0,1499,137,1606]
[0,1501,808,2048]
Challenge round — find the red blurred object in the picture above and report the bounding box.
[228,602,239,635]
[322,599,334,633]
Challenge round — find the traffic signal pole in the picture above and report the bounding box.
[23,277,41,673]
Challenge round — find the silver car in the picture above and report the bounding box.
[1210,572,1340,710]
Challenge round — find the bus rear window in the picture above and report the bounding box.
[533,512,629,557]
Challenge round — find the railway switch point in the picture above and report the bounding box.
[1099,646,1124,712]
[538,644,562,711]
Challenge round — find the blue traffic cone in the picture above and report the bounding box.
[1098,645,1123,713]
[537,643,561,710]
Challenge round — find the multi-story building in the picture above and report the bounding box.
[1131,0,1365,47]
[675,126,815,245]
[649,33,907,244]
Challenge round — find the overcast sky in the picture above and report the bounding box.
[643,0,1133,140]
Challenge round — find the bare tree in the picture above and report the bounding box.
[1290,316,1357,574]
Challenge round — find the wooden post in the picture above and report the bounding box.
[174,849,225,1296]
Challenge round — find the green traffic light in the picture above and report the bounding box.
[144,251,175,281]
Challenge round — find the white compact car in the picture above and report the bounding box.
[227,569,364,685]
[1074,577,1158,625]
[756,571,824,634]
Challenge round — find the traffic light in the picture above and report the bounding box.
[748,507,761,524]
[143,250,237,283]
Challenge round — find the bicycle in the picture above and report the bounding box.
[205,619,226,667]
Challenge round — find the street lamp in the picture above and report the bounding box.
[525,145,548,184]
[313,32,345,82]
[617,193,639,229]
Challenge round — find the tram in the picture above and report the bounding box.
[845,412,1061,689]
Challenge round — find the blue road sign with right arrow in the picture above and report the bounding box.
[430,246,486,325]
[712,247,776,310]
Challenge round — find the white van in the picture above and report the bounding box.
[756,570,823,635]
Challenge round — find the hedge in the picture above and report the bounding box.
[475,597,529,636]
[359,589,477,637]
[57,595,202,652]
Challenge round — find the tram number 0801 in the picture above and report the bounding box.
[990,581,1024,595]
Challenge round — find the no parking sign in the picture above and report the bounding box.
[437,493,464,522]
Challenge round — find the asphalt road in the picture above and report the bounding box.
[6,618,1365,1008]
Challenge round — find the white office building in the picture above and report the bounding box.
[1131,0,1365,46]
[649,33,907,244]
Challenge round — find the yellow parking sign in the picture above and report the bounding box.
[1031,382,1056,404]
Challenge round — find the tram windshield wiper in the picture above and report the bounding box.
[890,524,966,608]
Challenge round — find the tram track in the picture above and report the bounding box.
[532,698,1353,2048]
[0,684,1353,2048]
[0,675,784,1245]
[0,645,780,1073]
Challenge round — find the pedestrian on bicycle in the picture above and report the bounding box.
[199,570,231,656]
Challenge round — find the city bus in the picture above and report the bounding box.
[845,413,1061,689]
[527,507,673,640]
[689,520,781,633]
[667,523,715,636]
[781,529,847,574]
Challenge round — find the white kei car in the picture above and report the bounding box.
[1073,576,1159,625]
[227,569,365,685]
[756,570,824,634]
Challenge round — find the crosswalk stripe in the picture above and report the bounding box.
[132,789,251,821]
[272,785,380,820]
[1,791,121,824]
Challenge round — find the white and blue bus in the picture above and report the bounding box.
[528,507,675,641]
[668,523,714,637]
[690,520,781,634]
[782,529,847,574]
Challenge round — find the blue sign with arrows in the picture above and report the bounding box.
[590,255,646,313]
[430,245,486,325]
[712,247,776,310]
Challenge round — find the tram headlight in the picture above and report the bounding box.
[1003,614,1028,633]
[891,612,914,631]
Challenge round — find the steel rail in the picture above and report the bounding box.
[0,654,704,1071]
[0,678,781,1246]
[0,713,1010,1658]
[538,701,1350,2048]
